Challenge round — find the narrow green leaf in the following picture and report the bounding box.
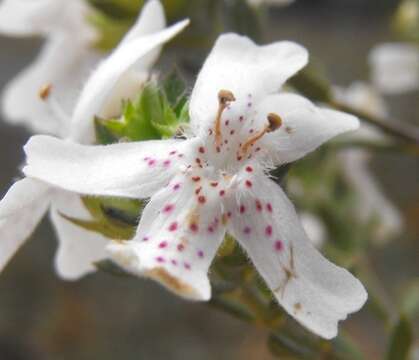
[95,259,132,277]
[60,212,136,240]
[386,317,413,360]
[268,333,314,359]
[95,117,120,145]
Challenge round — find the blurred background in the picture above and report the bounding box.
[0,0,418,359]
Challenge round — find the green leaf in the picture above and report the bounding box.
[95,117,120,145]
[393,0,419,43]
[88,0,144,19]
[386,317,413,360]
[163,69,187,108]
[59,212,135,240]
[399,279,419,319]
[268,333,314,359]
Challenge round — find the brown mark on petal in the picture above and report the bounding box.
[147,267,200,298]
[274,244,298,298]
[293,302,302,315]
[39,83,52,100]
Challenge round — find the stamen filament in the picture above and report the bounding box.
[215,90,235,146]
[240,113,282,156]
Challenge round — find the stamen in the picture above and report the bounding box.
[215,90,236,146]
[240,112,282,155]
[38,83,70,124]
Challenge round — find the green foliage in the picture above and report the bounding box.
[60,197,140,240]
[393,0,419,43]
[95,71,189,144]
[386,317,413,360]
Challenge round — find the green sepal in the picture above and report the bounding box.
[94,259,133,277]
[95,77,189,145]
[59,212,135,240]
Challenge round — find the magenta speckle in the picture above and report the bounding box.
[163,159,171,167]
[148,159,156,167]
[184,262,191,270]
[168,222,178,232]
[265,225,273,237]
[274,240,284,252]
[142,236,150,242]
[239,205,246,214]
[243,226,252,235]
[163,204,175,213]
[169,150,177,155]
[266,203,273,213]
[190,223,199,233]
[177,244,185,252]
[158,241,168,249]
[173,183,181,191]
[207,225,214,233]
[197,250,204,258]
[156,256,165,263]
[171,259,178,266]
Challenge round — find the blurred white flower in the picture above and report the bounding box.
[333,82,403,242]
[23,34,366,339]
[0,0,98,134]
[300,212,326,248]
[247,0,295,7]
[369,43,419,94]
[0,0,189,279]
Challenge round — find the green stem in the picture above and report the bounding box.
[331,101,419,147]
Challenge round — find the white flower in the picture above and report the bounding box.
[247,0,295,7]
[333,82,403,242]
[369,43,419,94]
[22,33,367,339]
[0,0,189,279]
[300,212,326,248]
[0,0,98,134]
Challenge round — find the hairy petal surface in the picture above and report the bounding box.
[71,18,189,143]
[108,173,225,300]
[0,178,50,271]
[225,173,367,339]
[23,135,197,199]
[50,191,108,280]
[257,93,359,165]
[189,34,308,136]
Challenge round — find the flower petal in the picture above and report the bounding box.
[257,93,359,165]
[108,173,226,300]
[71,18,189,144]
[119,0,166,70]
[189,34,308,136]
[0,178,50,271]
[369,43,419,94]
[0,178,50,218]
[225,173,367,339]
[0,0,67,35]
[50,191,108,280]
[2,33,96,136]
[23,135,196,199]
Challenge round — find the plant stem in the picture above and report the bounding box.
[331,100,419,146]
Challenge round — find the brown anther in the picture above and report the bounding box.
[240,113,283,156]
[267,113,282,132]
[215,90,236,146]
[39,83,52,101]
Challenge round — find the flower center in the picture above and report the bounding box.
[207,89,283,171]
